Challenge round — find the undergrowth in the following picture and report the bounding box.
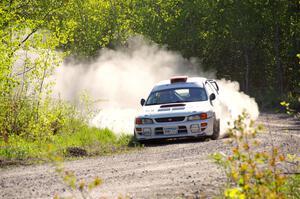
[0,95,138,165]
[212,112,300,199]
[0,123,135,164]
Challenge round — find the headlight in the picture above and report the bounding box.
[142,118,154,124]
[187,113,207,121]
[135,118,154,125]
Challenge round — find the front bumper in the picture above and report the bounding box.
[134,117,214,140]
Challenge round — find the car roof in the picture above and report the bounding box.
[151,77,207,92]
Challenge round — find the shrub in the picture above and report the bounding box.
[212,112,300,199]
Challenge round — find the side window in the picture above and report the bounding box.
[207,80,219,94]
[205,83,214,97]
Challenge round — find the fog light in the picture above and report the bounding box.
[201,123,207,127]
[190,124,200,133]
[143,128,151,136]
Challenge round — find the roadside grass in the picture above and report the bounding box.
[0,124,138,166]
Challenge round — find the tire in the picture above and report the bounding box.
[211,119,220,140]
[138,140,149,145]
[134,131,148,145]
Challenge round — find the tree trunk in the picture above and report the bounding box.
[244,45,250,93]
[274,23,283,95]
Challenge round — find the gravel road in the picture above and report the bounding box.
[0,113,299,199]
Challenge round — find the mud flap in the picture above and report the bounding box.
[211,119,220,140]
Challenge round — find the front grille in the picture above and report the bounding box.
[155,127,164,135]
[155,116,185,123]
[178,126,188,134]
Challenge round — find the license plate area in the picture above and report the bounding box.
[164,127,178,135]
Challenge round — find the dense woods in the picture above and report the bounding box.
[0,0,299,155]
[1,0,299,104]
[57,0,300,107]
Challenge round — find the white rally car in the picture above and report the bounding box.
[134,76,220,142]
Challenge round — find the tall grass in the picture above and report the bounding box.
[0,124,134,163]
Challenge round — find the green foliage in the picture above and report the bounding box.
[212,112,300,199]
[280,53,300,116]
[280,99,299,117]
[1,0,298,114]
[0,0,74,143]
[0,96,134,162]
[0,0,134,164]
[0,123,134,162]
[281,154,300,198]
[67,0,300,105]
[282,174,300,198]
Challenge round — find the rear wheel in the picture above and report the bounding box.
[211,119,220,140]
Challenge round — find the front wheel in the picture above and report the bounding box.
[134,131,148,145]
[211,119,220,140]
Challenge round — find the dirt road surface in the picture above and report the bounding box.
[0,113,299,199]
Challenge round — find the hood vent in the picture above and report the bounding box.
[172,107,185,111]
[160,103,186,108]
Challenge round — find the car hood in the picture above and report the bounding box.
[137,101,213,118]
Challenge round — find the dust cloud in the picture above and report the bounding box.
[215,79,259,136]
[53,36,259,135]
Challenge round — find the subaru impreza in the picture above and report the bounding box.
[134,76,220,142]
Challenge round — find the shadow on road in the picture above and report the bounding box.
[140,137,213,147]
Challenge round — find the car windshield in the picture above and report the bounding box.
[145,87,208,106]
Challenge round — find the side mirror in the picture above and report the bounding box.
[209,93,216,101]
[140,98,146,106]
